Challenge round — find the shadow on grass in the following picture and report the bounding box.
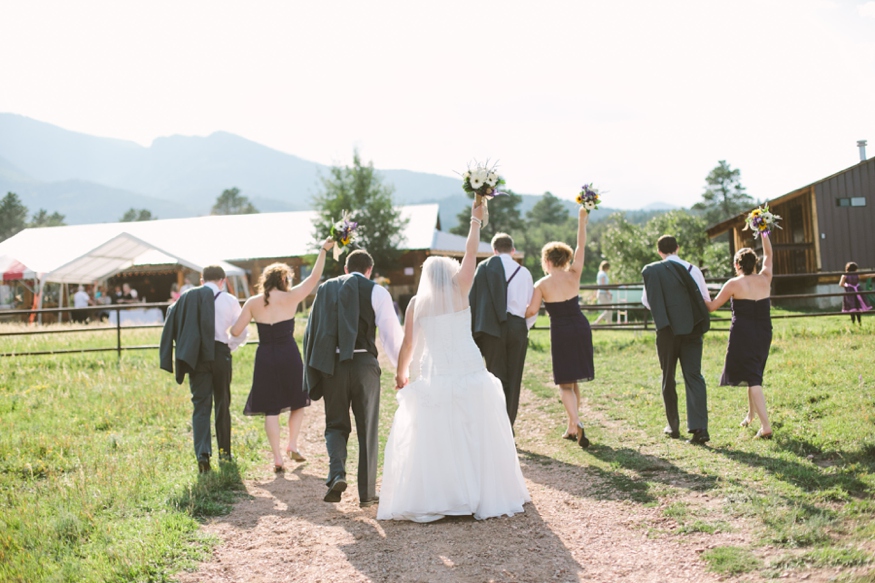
[170,461,249,519]
[710,440,873,499]
[519,444,717,505]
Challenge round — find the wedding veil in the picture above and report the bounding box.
[407,256,466,380]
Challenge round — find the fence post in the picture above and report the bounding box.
[116,306,122,359]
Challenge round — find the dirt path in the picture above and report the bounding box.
[177,382,754,583]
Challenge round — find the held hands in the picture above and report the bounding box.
[394,371,409,390]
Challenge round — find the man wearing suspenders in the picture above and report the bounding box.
[469,233,536,429]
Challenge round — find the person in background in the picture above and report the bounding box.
[230,238,334,472]
[170,283,181,303]
[72,285,92,324]
[592,261,612,325]
[120,283,138,304]
[705,234,774,439]
[839,262,871,326]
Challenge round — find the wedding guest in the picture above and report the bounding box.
[119,283,138,304]
[641,235,711,444]
[525,206,594,448]
[839,262,871,325]
[705,234,774,439]
[470,232,535,428]
[169,283,181,303]
[592,261,613,325]
[72,285,92,324]
[160,265,248,473]
[378,201,530,522]
[230,239,334,472]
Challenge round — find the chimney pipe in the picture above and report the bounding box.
[858,140,868,162]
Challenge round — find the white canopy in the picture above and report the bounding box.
[44,232,245,284]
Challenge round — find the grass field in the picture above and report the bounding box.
[1,311,873,582]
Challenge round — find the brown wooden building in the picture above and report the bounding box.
[707,156,875,276]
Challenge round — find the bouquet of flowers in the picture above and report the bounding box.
[461,161,506,227]
[576,183,601,213]
[329,210,358,261]
[743,203,782,239]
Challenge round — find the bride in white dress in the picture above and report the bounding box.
[377,202,531,522]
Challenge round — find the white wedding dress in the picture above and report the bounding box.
[377,306,531,522]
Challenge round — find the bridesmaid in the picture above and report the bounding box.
[525,206,594,448]
[230,238,335,471]
[705,233,773,439]
[839,262,871,326]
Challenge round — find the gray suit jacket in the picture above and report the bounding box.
[469,255,507,339]
[302,274,362,400]
[641,260,710,336]
[160,286,216,384]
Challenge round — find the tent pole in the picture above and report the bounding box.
[37,279,45,325]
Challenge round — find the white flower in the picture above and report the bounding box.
[462,171,471,181]
[470,177,484,190]
[473,167,488,182]
[486,171,498,186]
[584,201,596,210]
[763,212,773,221]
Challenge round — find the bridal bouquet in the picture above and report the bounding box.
[329,210,358,261]
[743,203,782,239]
[576,183,601,213]
[460,161,506,227]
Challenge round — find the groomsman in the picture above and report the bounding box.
[160,265,247,472]
[470,233,536,428]
[303,250,403,506]
[641,236,711,444]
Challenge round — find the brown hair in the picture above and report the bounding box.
[491,233,514,254]
[845,261,858,272]
[346,250,374,274]
[734,248,758,275]
[657,235,678,255]
[541,241,573,272]
[599,260,610,271]
[257,263,293,307]
[202,265,226,282]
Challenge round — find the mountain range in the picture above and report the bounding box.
[0,113,677,228]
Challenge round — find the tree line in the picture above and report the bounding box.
[2,156,755,286]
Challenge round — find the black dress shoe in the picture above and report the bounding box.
[324,476,347,503]
[359,497,379,508]
[198,459,211,474]
[663,426,681,439]
[687,429,710,445]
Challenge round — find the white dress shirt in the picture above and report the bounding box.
[641,255,710,310]
[204,281,248,352]
[73,290,91,308]
[497,253,536,329]
[353,272,404,368]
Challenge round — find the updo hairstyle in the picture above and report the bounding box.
[734,248,758,276]
[258,263,293,306]
[846,262,858,272]
[541,242,574,273]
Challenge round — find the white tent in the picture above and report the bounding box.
[45,232,245,284]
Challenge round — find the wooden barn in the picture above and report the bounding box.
[706,155,874,306]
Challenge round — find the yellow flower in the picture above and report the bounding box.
[750,209,762,217]
[341,236,350,246]
[576,193,584,204]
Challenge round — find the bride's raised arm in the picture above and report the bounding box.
[456,200,485,295]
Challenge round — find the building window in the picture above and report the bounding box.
[836,197,867,207]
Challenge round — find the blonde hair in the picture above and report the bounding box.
[541,241,573,273]
[257,263,293,306]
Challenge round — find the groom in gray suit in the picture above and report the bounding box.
[641,235,712,444]
[303,250,403,506]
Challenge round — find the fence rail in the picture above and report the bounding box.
[1,281,873,357]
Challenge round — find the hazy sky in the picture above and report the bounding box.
[2,0,873,209]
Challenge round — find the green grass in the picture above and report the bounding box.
[2,311,875,581]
